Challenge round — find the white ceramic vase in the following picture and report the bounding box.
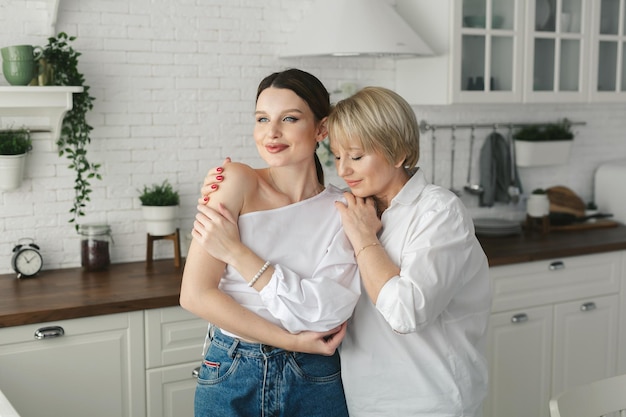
[0,153,26,191]
[527,194,550,218]
[141,205,178,236]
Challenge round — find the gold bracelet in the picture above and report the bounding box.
[248,260,271,287]
[355,242,379,258]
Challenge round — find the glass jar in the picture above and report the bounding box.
[79,224,112,271]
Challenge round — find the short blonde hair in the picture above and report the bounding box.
[328,87,420,168]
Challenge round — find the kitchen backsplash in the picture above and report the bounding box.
[1,0,625,274]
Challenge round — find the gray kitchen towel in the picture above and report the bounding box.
[479,131,520,207]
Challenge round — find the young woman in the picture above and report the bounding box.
[180,69,360,417]
[202,86,491,417]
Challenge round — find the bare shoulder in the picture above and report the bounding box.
[206,162,260,214]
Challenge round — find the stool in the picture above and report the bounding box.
[146,228,181,267]
[525,214,550,235]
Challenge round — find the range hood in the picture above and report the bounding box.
[280,0,433,58]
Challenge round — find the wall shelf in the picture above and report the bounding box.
[0,86,83,142]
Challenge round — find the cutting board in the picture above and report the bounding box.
[546,186,586,217]
[550,218,620,231]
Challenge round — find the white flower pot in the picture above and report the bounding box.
[0,153,26,191]
[515,140,572,167]
[527,194,550,218]
[141,205,178,236]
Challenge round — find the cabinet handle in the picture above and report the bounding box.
[511,313,528,324]
[34,326,65,340]
[548,261,565,271]
[580,302,597,312]
[192,367,200,378]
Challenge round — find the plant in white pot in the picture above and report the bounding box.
[526,188,550,218]
[139,180,180,236]
[513,118,574,167]
[0,127,32,191]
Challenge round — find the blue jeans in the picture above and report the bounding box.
[194,327,349,417]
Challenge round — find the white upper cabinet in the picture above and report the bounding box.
[396,0,525,104]
[524,0,590,102]
[396,0,623,103]
[589,0,626,101]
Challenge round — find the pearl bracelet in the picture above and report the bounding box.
[355,242,380,258]
[248,260,271,287]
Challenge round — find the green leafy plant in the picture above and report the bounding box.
[139,180,180,206]
[514,118,574,141]
[0,128,32,155]
[42,32,100,230]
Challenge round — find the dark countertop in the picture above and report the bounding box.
[0,260,183,328]
[479,223,626,266]
[2,225,626,328]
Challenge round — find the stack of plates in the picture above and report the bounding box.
[473,218,522,237]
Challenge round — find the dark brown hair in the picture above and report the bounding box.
[257,68,330,184]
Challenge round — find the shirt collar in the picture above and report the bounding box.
[390,167,428,207]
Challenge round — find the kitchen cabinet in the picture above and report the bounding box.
[524,0,590,102]
[396,0,525,104]
[486,305,553,417]
[482,251,622,417]
[396,0,622,103]
[589,0,626,101]
[0,311,146,417]
[144,306,207,417]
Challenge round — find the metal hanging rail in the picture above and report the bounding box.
[419,119,586,133]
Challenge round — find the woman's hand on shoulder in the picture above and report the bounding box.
[198,157,231,204]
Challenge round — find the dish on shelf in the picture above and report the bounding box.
[464,15,486,28]
[535,0,552,30]
[473,218,522,237]
[463,15,504,29]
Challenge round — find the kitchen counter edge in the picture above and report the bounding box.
[2,226,626,328]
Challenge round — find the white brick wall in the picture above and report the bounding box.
[1,0,625,274]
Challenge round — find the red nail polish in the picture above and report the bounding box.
[216,175,224,181]
[203,196,209,202]
[211,184,218,190]
[216,167,223,173]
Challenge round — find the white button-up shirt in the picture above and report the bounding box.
[218,185,361,335]
[340,169,491,417]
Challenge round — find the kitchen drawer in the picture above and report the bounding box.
[490,252,622,313]
[145,306,208,369]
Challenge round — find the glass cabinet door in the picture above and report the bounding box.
[458,0,521,101]
[592,0,626,98]
[527,0,587,101]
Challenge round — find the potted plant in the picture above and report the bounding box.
[513,118,574,167]
[139,180,180,236]
[526,188,550,218]
[41,32,100,230]
[0,127,32,190]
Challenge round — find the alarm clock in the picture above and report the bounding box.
[11,238,43,279]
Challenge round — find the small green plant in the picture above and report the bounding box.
[139,180,180,206]
[514,118,574,141]
[0,128,32,155]
[42,32,100,230]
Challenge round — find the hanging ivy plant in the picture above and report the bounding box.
[42,32,101,230]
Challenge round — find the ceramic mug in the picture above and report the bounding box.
[1,44,43,61]
[2,60,36,85]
